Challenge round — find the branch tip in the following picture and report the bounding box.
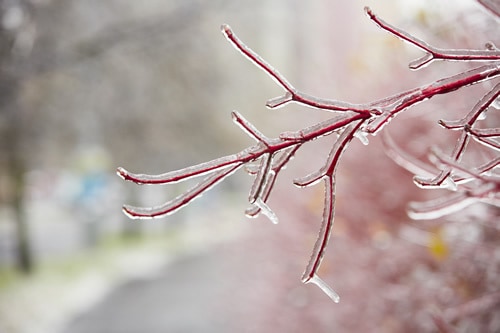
[220,24,232,38]
[266,92,293,109]
[409,54,434,70]
[116,167,128,180]
[364,6,374,19]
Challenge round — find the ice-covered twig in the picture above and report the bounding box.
[365,65,500,134]
[119,108,367,222]
[122,163,243,219]
[382,131,439,178]
[365,6,500,70]
[384,131,499,220]
[429,147,499,184]
[467,126,500,151]
[438,82,500,130]
[383,132,500,185]
[414,131,470,189]
[222,24,374,114]
[415,82,500,188]
[408,192,476,220]
[300,122,363,300]
[245,145,301,218]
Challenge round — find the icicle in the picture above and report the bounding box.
[306,274,340,303]
[354,130,369,145]
[253,198,279,224]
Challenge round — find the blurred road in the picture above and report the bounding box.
[60,249,229,333]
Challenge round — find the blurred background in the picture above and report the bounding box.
[0,0,498,332]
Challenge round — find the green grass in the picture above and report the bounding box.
[0,229,182,292]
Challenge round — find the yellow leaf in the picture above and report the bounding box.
[428,230,449,261]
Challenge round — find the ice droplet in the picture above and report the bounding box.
[306,274,340,303]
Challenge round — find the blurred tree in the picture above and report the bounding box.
[0,0,35,273]
[0,0,287,272]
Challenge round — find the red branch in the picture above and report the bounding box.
[118,6,500,302]
[365,7,500,70]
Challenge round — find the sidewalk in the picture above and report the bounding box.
[60,247,228,333]
[0,206,246,333]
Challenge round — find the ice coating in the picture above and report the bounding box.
[232,111,269,144]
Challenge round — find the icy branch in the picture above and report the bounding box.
[438,82,500,130]
[119,6,500,302]
[365,6,500,70]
